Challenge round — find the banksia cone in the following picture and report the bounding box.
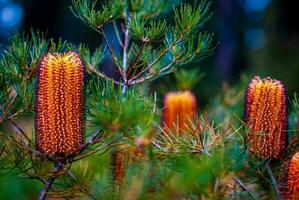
[162,91,197,133]
[36,51,85,159]
[279,152,299,200]
[245,76,287,159]
[111,149,126,186]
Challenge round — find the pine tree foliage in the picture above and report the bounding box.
[70,0,214,87]
[87,79,157,135]
[0,0,298,200]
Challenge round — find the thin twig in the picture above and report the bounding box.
[67,171,78,182]
[10,119,31,142]
[0,134,44,158]
[72,138,121,162]
[113,21,124,48]
[1,108,25,123]
[0,92,17,122]
[233,177,258,200]
[77,130,103,152]
[129,39,181,81]
[266,164,279,200]
[128,62,175,85]
[128,41,146,72]
[99,28,116,61]
[122,25,130,94]
[87,65,123,85]
[99,28,122,75]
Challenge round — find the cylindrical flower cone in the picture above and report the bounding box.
[162,91,197,134]
[245,76,287,159]
[36,51,85,159]
[111,148,126,186]
[279,152,299,200]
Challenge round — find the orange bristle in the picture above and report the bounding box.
[162,91,197,134]
[245,76,287,159]
[279,152,299,200]
[36,51,85,159]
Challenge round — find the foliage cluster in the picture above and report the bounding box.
[0,0,298,200]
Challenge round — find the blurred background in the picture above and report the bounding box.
[0,0,298,198]
[0,0,298,105]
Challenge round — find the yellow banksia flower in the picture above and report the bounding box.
[162,91,197,134]
[245,76,287,159]
[279,152,299,200]
[36,51,85,159]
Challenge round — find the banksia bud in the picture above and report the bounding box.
[36,51,85,159]
[245,76,287,159]
[279,152,299,200]
[162,91,197,133]
[111,149,126,186]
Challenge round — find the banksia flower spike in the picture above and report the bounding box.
[162,91,197,134]
[245,76,287,159]
[36,51,85,159]
[111,148,126,186]
[279,152,299,200]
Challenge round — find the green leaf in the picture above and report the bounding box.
[87,79,157,135]
[174,1,212,37]
[129,14,167,42]
[70,0,126,30]
[174,68,204,90]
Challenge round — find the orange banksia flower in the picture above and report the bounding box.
[36,51,85,159]
[245,76,287,159]
[279,152,299,200]
[162,91,197,133]
[111,149,126,186]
